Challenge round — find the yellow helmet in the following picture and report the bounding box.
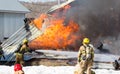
[83,38,90,44]
[22,39,28,44]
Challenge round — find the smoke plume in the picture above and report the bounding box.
[64,0,120,39]
[31,0,120,54]
[64,0,120,54]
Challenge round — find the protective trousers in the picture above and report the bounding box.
[79,60,93,74]
[15,53,24,65]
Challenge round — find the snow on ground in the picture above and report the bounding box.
[0,65,120,74]
[1,50,119,74]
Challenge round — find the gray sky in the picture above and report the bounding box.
[19,0,56,2]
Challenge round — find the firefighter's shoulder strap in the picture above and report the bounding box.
[81,45,86,53]
[89,44,94,50]
[78,45,85,54]
[82,44,94,55]
[88,44,94,53]
[83,44,94,50]
[78,44,94,55]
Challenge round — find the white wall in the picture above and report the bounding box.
[4,13,25,38]
[0,13,4,41]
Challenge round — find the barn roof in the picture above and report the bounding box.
[0,0,30,13]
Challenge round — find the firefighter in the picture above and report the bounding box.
[24,18,30,32]
[14,63,24,74]
[15,39,29,66]
[24,18,32,38]
[77,38,95,74]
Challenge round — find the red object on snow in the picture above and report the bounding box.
[14,64,22,71]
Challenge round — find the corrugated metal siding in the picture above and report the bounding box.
[4,13,25,38]
[0,13,4,41]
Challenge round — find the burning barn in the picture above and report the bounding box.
[28,0,120,54]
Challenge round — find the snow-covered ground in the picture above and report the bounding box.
[0,50,119,74]
[0,65,120,74]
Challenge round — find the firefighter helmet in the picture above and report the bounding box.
[22,38,28,44]
[14,64,22,71]
[83,38,90,44]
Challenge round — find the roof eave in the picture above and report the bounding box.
[0,10,30,13]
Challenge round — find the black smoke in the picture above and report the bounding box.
[65,0,120,41]
[48,0,120,54]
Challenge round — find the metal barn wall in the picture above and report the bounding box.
[0,13,4,41]
[4,13,25,38]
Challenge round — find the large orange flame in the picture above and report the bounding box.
[33,13,48,29]
[29,5,81,50]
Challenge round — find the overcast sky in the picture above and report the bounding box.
[19,0,56,2]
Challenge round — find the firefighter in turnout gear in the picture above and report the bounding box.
[15,39,29,66]
[77,38,95,74]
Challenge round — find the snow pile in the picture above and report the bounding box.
[0,65,120,74]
